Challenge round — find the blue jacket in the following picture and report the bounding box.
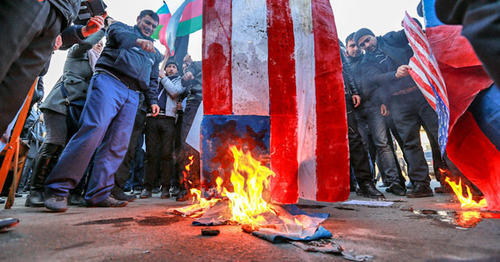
[95,22,162,105]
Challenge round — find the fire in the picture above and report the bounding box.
[220,146,276,228]
[445,177,487,209]
[174,146,276,229]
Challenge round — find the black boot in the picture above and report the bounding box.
[357,182,385,199]
[25,143,62,207]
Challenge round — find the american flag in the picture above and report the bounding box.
[403,12,450,155]
[201,0,349,204]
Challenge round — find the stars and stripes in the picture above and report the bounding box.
[202,0,349,204]
[403,12,450,155]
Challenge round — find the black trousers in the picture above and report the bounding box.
[143,116,176,191]
[346,96,372,185]
[0,0,63,133]
[389,91,439,187]
[113,109,146,190]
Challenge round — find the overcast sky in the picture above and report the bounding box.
[43,0,421,96]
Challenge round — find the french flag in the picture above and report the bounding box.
[201,0,349,204]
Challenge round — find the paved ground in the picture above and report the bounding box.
[1,184,499,261]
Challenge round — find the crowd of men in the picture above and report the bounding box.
[2,0,496,212]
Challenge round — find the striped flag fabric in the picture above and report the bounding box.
[152,0,202,54]
[151,3,171,46]
[403,12,450,155]
[201,0,349,204]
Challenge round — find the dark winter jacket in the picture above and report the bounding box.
[95,22,163,106]
[48,0,81,28]
[360,30,415,104]
[181,61,203,104]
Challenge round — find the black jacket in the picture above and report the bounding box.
[360,30,415,104]
[95,22,163,105]
[48,0,80,28]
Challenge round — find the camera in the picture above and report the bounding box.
[74,0,107,25]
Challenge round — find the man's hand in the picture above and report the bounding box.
[81,13,106,37]
[182,71,194,81]
[395,65,411,79]
[150,104,160,117]
[183,54,192,67]
[136,39,156,53]
[381,104,389,116]
[159,69,166,79]
[352,94,361,108]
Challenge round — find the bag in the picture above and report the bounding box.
[60,82,85,140]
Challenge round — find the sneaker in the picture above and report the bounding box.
[169,186,181,197]
[386,183,406,196]
[407,185,434,198]
[68,194,86,206]
[357,182,385,199]
[44,195,68,212]
[88,196,128,207]
[25,191,44,207]
[140,189,152,199]
[160,187,170,199]
[111,188,137,202]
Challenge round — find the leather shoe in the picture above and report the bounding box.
[111,188,137,202]
[88,196,128,207]
[357,182,385,199]
[160,187,170,199]
[44,195,68,212]
[25,191,44,207]
[407,185,434,198]
[386,183,406,196]
[68,194,86,206]
[140,189,152,199]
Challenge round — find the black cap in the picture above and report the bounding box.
[354,28,375,46]
[165,57,178,70]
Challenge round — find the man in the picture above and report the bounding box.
[340,41,385,199]
[0,0,104,135]
[175,55,203,200]
[43,10,162,212]
[141,57,185,199]
[344,33,406,196]
[355,27,437,198]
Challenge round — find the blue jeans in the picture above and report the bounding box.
[44,74,139,204]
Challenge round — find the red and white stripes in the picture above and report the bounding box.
[202,0,349,204]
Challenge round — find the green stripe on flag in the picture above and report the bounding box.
[151,24,164,40]
[176,15,202,36]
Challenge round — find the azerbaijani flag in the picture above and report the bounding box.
[152,0,202,53]
[151,3,172,46]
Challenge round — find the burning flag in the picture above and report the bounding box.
[421,0,500,211]
[201,0,349,204]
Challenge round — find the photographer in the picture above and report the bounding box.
[0,0,105,136]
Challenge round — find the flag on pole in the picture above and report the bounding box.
[151,2,171,46]
[403,12,450,155]
[152,0,202,55]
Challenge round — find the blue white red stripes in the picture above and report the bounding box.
[403,12,450,154]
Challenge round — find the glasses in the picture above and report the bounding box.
[359,38,371,48]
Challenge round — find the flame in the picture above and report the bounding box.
[175,146,276,229]
[445,177,487,209]
[181,155,195,191]
[220,146,276,229]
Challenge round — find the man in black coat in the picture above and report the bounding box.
[355,27,437,198]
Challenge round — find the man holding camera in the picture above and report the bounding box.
[0,0,107,136]
[43,10,162,212]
